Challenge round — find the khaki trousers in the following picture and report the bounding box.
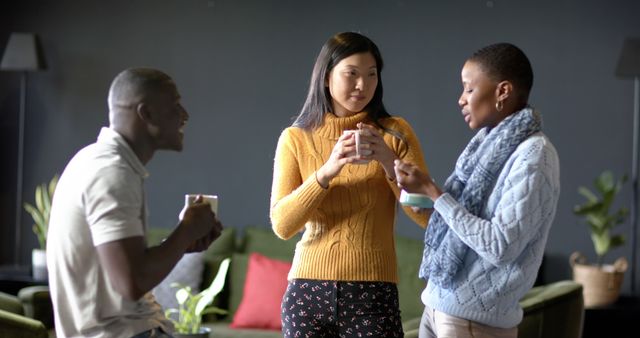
[418,305,517,338]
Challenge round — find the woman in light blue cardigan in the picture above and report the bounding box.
[394,43,560,338]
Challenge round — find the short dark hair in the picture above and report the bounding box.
[108,68,174,109]
[293,32,390,130]
[468,43,533,106]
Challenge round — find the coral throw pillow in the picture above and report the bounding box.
[230,252,292,330]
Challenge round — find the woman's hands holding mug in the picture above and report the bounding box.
[316,123,398,188]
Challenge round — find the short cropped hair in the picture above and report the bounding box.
[108,68,174,109]
[468,43,533,105]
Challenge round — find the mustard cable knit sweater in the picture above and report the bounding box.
[270,111,428,283]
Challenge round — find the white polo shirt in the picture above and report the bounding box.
[47,127,171,338]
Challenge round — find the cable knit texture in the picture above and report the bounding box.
[420,108,542,289]
[270,111,428,283]
[421,121,560,328]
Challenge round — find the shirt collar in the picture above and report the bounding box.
[97,127,149,178]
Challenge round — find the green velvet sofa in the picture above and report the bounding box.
[146,225,427,338]
[10,226,584,338]
[151,226,584,338]
[0,289,50,338]
[403,280,584,338]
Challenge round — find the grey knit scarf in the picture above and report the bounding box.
[419,107,542,289]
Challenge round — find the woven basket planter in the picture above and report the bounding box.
[570,252,627,308]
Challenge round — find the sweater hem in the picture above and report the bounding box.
[289,248,398,283]
[422,288,522,328]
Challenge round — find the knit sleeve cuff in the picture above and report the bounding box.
[433,193,458,220]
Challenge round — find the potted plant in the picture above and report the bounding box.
[23,174,58,281]
[165,257,231,337]
[571,170,629,307]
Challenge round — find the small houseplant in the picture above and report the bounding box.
[165,257,230,337]
[23,174,58,280]
[571,170,629,307]
[23,174,58,250]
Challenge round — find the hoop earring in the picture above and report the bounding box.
[495,100,504,112]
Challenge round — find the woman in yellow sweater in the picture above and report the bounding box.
[270,31,429,337]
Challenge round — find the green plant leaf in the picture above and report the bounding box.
[164,257,231,334]
[164,308,179,322]
[595,171,614,193]
[22,175,58,250]
[48,175,59,198]
[577,187,598,203]
[573,202,601,215]
[586,214,606,229]
[591,232,610,258]
[577,170,629,264]
[195,257,230,315]
[589,223,604,236]
[33,224,45,249]
[610,235,625,248]
[201,307,228,315]
[35,185,45,214]
[176,288,190,305]
[615,208,629,224]
[24,203,44,227]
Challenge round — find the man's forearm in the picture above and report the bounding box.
[96,226,190,301]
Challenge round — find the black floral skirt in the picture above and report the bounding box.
[281,279,404,337]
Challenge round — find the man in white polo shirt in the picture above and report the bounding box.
[47,68,222,338]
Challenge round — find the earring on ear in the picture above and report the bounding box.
[495,100,504,112]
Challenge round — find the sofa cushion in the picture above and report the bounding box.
[205,322,282,338]
[228,227,297,318]
[395,234,426,320]
[228,253,250,317]
[152,252,205,311]
[201,227,236,289]
[234,228,425,323]
[239,226,299,258]
[146,226,236,289]
[227,252,294,317]
[230,253,292,330]
[147,226,236,318]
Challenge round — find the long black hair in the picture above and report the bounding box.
[293,32,390,130]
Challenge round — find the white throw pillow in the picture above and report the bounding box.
[152,252,205,311]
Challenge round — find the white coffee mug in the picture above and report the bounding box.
[349,129,372,164]
[179,194,218,220]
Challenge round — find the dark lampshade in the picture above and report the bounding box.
[0,33,47,71]
[616,38,640,78]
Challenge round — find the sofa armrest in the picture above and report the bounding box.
[0,291,25,315]
[402,316,421,338]
[518,280,584,338]
[18,285,54,329]
[0,308,48,338]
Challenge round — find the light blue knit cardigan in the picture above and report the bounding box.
[421,132,560,329]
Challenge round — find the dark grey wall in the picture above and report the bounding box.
[2,0,639,293]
